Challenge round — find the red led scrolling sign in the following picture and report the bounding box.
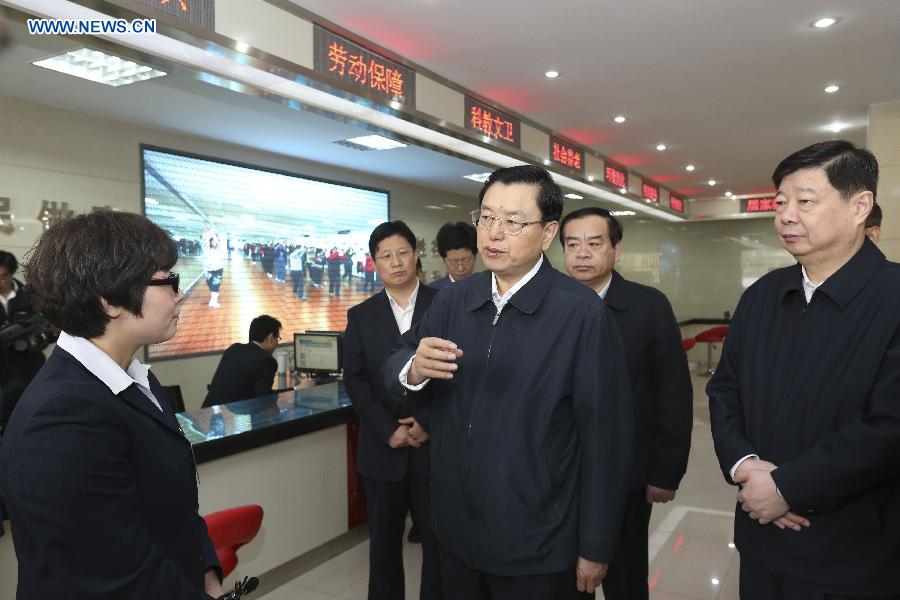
[135,0,214,28]
[605,164,628,189]
[669,194,684,213]
[314,26,415,105]
[642,182,659,203]
[549,137,585,173]
[464,97,520,148]
[741,197,778,213]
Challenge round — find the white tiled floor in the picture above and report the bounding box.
[258,372,740,600]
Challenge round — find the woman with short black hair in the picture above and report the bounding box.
[0,210,223,599]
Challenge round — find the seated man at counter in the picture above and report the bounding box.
[343,220,441,600]
[203,314,282,408]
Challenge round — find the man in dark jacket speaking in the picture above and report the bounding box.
[384,165,633,599]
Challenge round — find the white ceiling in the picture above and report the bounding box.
[0,16,511,200]
[290,0,900,199]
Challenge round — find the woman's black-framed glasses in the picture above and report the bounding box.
[148,272,180,293]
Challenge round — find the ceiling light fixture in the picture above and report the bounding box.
[343,135,406,150]
[587,175,595,182]
[463,173,492,183]
[812,17,839,28]
[614,115,626,123]
[824,84,840,94]
[725,191,733,197]
[828,122,844,133]
[564,193,583,200]
[619,187,628,194]
[686,164,695,172]
[33,48,166,87]
[611,210,636,216]
[544,70,560,78]
[708,179,717,186]
[656,144,667,151]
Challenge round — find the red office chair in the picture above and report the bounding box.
[695,326,729,377]
[203,504,264,578]
[682,337,696,352]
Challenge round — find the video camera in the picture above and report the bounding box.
[0,314,57,357]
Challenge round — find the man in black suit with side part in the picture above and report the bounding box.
[203,314,281,408]
[343,220,441,600]
[561,207,693,600]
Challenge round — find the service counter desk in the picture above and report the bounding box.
[181,381,363,587]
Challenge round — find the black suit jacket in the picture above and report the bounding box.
[604,271,692,491]
[203,342,277,407]
[0,347,219,599]
[708,240,900,594]
[343,285,437,482]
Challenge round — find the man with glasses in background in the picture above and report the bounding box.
[384,165,632,600]
[430,221,478,290]
[202,314,282,407]
[344,220,442,600]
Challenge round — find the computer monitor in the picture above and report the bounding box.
[293,332,343,377]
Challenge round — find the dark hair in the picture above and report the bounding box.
[368,220,417,257]
[866,202,882,229]
[772,140,878,202]
[559,207,624,247]
[25,211,177,338]
[249,314,282,343]
[479,165,564,222]
[0,250,18,274]
[436,221,477,257]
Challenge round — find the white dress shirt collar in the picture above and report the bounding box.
[598,276,612,300]
[800,265,820,304]
[386,282,420,335]
[491,254,544,312]
[56,331,160,410]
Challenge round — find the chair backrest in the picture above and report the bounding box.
[203,504,264,578]
[161,385,186,413]
[682,337,696,352]
[695,325,729,344]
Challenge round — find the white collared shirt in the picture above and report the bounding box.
[56,331,162,411]
[0,281,18,315]
[598,276,612,300]
[801,266,820,304]
[386,282,420,335]
[490,254,544,314]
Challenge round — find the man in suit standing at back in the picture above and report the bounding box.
[203,314,281,407]
[430,222,478,290]
[343,220,441,600]
[561,208,693,600]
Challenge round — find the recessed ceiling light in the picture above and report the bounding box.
[711,578,720,586]
[463,173,492,183]
[725,191,733,197]
[564,193,583,200]
[344,135,406,150]
[619,187,628,194]
[33,48,166,87]
[708,179,717,186]
[587,175,595,182]
[614,115,626,123]
[828,122,844,133]
[656,144,667,151]
[824,84,840,94]
[686,164,695,172]
[544,70,560,78]
[610,210,636,216]
[812,17,839,28]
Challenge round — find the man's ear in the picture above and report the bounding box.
[854,191,874,225]
[100,297,124,319]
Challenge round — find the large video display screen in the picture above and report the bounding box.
[142,146,389,360]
